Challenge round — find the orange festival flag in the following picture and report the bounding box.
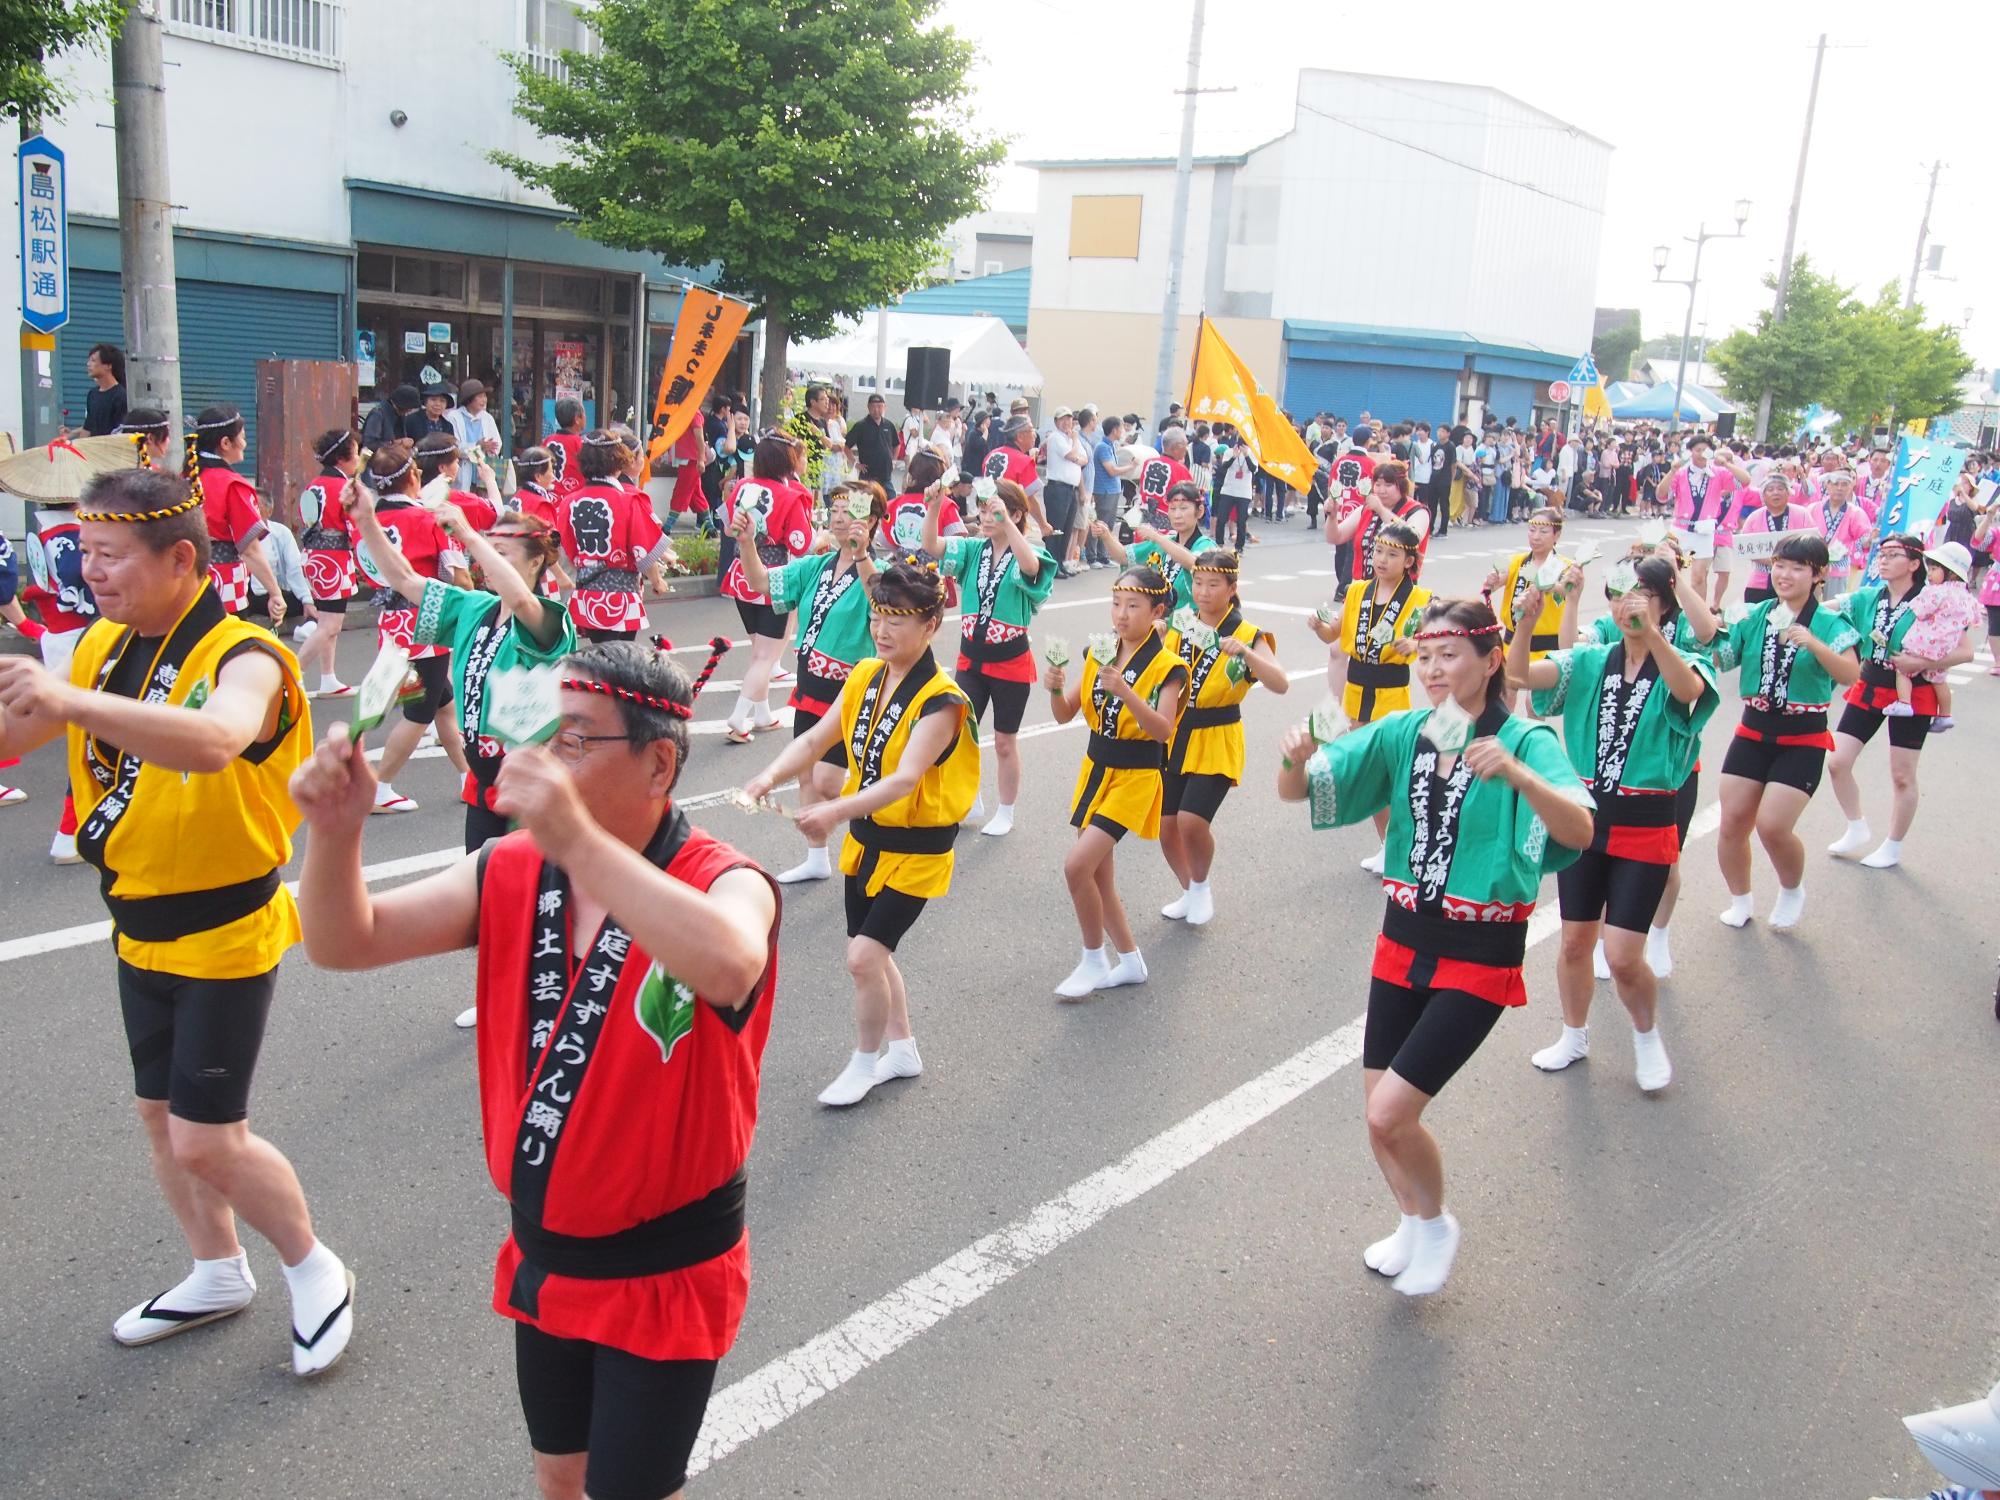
[645,289,753,467]
[1183,316,1318,494]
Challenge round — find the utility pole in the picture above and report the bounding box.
[111,0,182,443]
[1904,158,1942,310]
[1150,0,1205,433]
[1755,31,1826,442]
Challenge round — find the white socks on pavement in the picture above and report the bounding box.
[818,1050,880,1107]
[1182,880,1215,926]
[776,845,832,885]
[1161,887,1192,920]
[1718,892,1754,928]
[1358,846,1386,875]
[1645,925,1673,978]
[113,1251,257,1346]
[1860,839,1902,870]
[282,1240,354,1377]
[1633,1026,1672,1093]
[1392,1213,1461,1297]
[872,1037,922,1082]
[980,804,1015,837]
[1056,947,1112,999]
[1363,1214,1419,1277]
[1104,949,1148,987]
[1768,884,1806,929]
[1531,1025,1590,1072]
[1827,819,1872,857]
[726,695,753,733]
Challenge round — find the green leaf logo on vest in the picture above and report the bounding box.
[635,963,696,1063]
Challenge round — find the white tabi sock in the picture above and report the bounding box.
[1768,884,1806,928]
[1718,892,1754,928]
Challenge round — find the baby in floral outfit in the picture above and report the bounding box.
[1886,544,1979,731]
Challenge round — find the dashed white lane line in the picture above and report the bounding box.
[689,799,1725,1477]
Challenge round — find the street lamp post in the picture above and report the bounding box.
[1653,199,1750,441]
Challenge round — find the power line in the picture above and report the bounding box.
[1293,99,1605,215]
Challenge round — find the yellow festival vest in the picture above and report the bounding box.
[1500,551,1572,659]
[1338,577,1432,722]
[836,653,979,899]
[1068,634,1187,841]
[68,586,310,978]
[1163,611,1270,782]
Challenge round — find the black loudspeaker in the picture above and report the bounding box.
[904,346,951,410]
[1714,411,1737,440]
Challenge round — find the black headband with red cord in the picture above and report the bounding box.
[558,636,731,720]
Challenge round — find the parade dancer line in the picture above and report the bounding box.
[1044,567,1187,999]
[189,407,285,620]
[1311,523,1432,874]
[1157,551,1288,925]
[1509,559,1718,1092]
[0,468,352,1374]
[1277,598,1593,1296]
[1825,536,1976,871]
[924,476,1055,836]
[1094,479,1216,614]
[293,642,778,1500]
[294,429,364,699]
[745,562,980,1106]
[1482,505,1575,707]
[731,481,883,886]
[717,432,814,742]
[1705,535,1861,929]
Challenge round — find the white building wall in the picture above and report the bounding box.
[1029,163,1222,318]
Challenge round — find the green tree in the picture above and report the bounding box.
[497,0,1003,419]
[1713,257,1972,433]
[1591,311,1642,383]
[0,0,125,125]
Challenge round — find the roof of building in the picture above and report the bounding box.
[1296,69,1614,151]
[885,268,1031,336]
[1284,320,1578,367]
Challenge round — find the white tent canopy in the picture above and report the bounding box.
[787,310,1043,395]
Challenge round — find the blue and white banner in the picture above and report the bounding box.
[17,134,67,334]
[1861,435,1964,583]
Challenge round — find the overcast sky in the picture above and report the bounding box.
[938,0,1998,378]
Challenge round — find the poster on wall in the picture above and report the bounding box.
[427,321,452,344]
[403,330,426,354]
[552,341,585,402]
[354,330,376,388]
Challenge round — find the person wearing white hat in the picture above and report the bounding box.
[1899,1378,2000,1498]
[1887,541,1979,731]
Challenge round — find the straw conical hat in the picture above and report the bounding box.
[0,435,145,502]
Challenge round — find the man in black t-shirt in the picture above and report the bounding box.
[80,343,128,436]
[846,393,898,488]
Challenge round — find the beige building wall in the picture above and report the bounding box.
[1025,310,1283,424]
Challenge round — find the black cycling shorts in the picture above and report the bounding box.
[1162,770,1232,821]
[401,654,454,725]
[1986,604,2000,638]
[1556,848,1673,934]
[1675,767,1700,844]
[118,960,279,1124]
[582,627,638,645]
[956,669,1030,735]
[1836,700,1931,752]
[733,597,789,640]
[310,595,348,614]
[1720,734,1825,796]
[790,705,851,769]
[844,875,928,952]
[514,1321,718,1500]
[1361,977,1505,1099]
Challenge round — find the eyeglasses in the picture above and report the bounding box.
[550,729,631,765]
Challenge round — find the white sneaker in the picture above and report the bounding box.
[1161,889,1192,920]
[1644,927,1673,979]
[818,1051,881,1107]
[1183,885,1216,926]
[1591,938,1610,981]
[50,831,80,864]
[1055,950,1113,999]
[1827,821,1872,857]
[1358,846,1386,875]
[453,1006,477,1030]
[1633,1027,1672,1093]
[1104,950,1148,988]
[873,1037,923,1082]
[1392,1214,1461,1297]
[1531,1026,1590,1072]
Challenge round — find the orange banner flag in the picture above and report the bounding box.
[646,290,752,467]
[1183,316,1318,495]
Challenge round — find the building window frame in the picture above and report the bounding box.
[164,0,345,69]
[522,0,601,81]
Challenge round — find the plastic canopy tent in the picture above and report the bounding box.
[1610,380,1736,421]
[787,310,1044,394]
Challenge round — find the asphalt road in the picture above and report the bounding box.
[2,511,1996,1499]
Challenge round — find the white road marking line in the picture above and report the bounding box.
[1296,568,1335,577]
[1241,599,1323,618]
[1946,673,1973,686]
[691,797,1726,1475]
[1261,573,1296,582]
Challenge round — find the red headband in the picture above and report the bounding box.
[561,636,733,721]
[1413,623,1504,641]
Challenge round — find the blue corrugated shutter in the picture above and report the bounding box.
[56,272,340,470]
[1486,376,1536,426]
[1284,358,1457,427]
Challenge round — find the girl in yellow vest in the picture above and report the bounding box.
[1311,522,1432,872]
[745,561,981,1107]
[1482,505,1577,708]
[1042,566,1187,999]
[1158,551,1289,925]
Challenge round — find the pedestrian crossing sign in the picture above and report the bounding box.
[1567,352,1599,387]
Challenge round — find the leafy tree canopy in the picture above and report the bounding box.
[0,0,126,125]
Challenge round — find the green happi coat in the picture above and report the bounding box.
[1707,596,1859,707]
[1533,638,1717,794]
[1837,580,1926,669]
[1305,704,1590,907]
[768,552,876,711]
[1130,530,1215,612]
[937,535,1056,628]
[415,580,577,744]
[1591,611,1710,657]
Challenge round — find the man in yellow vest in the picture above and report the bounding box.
[0,466,352,1376]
